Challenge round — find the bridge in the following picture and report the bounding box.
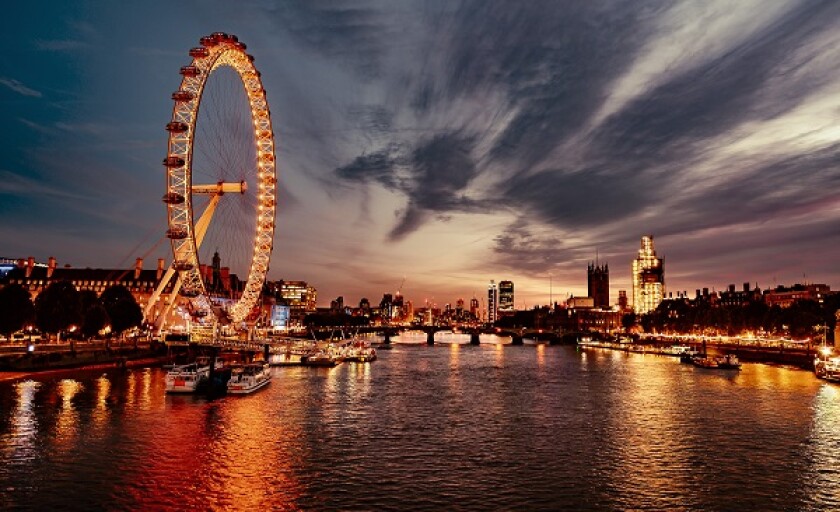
[306,325,569,346]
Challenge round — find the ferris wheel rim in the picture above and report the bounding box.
[163,32,276,325]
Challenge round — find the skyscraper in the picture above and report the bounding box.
[487,280,498,324]
[587,263,609,308]
[632,235,665,315]
[498,280,514,316]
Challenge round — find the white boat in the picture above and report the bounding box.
[339,339,378,363]
[227,363,272,394]
[300,349,340,367]
[165,363,210,393]
[663,345,699,357]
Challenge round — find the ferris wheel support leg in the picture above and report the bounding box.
[155,274,185,334]
[144,265,176,327]
[145,196,221,331]
[192,194,222,250]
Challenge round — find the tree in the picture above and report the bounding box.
[35,281,82,336]
[77,289,108,339]
[621,312,636,332]
[100,285,142,335]
[0,284,35,337]
[82,304,110,339]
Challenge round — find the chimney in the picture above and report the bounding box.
[135,257,143,280]
[47,256,57,278]
[25,256,35,278]
[156,258,165,281]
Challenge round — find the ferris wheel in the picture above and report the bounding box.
[146,32,276,328]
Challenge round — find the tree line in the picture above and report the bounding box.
[0,281,143,340]
[636,295,840,340]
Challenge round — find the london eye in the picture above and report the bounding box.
[147,32,277,329]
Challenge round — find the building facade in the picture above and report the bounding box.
[498,280,514,316]
[487,280,498,324]
[632,235,665,315]
[587,263,610,308]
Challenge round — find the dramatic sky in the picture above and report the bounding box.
[2,1,839,308]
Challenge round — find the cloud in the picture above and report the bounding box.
[0,78,42,97]
[336,130,485,239]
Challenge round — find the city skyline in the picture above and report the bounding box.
[2,1,840,307]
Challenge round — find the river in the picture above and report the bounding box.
[1,336,839,510]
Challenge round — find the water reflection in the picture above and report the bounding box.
[7,380,40,458]
[55,379,83,447]
[804,384,840,511]
[1,347,839,510]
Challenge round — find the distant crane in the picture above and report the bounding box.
[397,276,406,296]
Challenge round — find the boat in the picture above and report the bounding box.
[663,345,699,358]
[300,350,339,367]
[339,339,378,363]
[164,356,224,393]
[227,363,271,394]
[716,354,742,369]
[165,362,210,393]
[691,354,741,370]
[814,346,840,382]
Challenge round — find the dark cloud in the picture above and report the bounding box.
[336,130,484,239]
[335,147,401,189]
[500,165,655,228]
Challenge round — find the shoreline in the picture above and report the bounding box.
[0,355,169,384]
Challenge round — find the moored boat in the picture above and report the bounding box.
[300,350,339,367]
[691,354,741,370]
[339,339,378,363]
[165,363,209,393]
[227,363,271,394]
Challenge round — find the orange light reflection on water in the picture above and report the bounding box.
[54,379,83,448]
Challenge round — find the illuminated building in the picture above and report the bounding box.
[498,280,514,316]
[470,297,479,319]
[487,280,498,324]
[587,263,609,308]
[632,235,664,315]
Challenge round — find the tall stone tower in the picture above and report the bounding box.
[587,263,610,308]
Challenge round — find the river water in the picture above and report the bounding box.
[1,334,839,511]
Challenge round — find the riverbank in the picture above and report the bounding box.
[578,338,814,369]
[0,345,170,381]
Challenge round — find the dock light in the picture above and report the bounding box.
[27,344,34,353]
[820,346,833,357]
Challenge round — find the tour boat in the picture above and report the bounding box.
[300,350,340,367]
[664,345,699,358]
[691,354,741,370]
[227,363,272,394]
[339,339,378,363]
[815,349,840,382]
[165,362,210,393]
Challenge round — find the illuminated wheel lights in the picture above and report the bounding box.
[163,33,276,325]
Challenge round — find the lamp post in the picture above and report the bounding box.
[68,325,77,353]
